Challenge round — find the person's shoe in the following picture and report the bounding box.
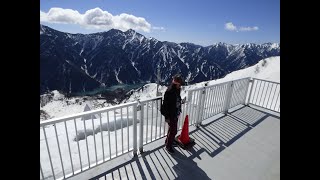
[165,147,175,154]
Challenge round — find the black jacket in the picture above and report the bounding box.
[162,84,181,119]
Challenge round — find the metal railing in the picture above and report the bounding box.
[247,78,280,112]
[137,97,164,152]
[187,77,251,125]
[40,77,280,180]
[228,78,251,110]
[134,96,189,152]
[40,102,138,180]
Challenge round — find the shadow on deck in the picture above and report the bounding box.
[80,105,279,180]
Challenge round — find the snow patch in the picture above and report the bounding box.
[80,48,84,56]
[114,68,123,84]
[52,90,65,100]
[200,60,208,77]
[131,62,141,75]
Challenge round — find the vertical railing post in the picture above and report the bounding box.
[192,91,199,125]
[187,90,192,116]
[223,81,234,114]
[132,103,138,157]
[196,87,206,126]
[194,90,201,127]
[246,78,255,105]
[137,100,144,154]
[186,90,192,124]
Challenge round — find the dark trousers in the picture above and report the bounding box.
[165,118,178,149]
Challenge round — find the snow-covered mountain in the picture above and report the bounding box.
[40,24,280,95]
[40,56,279,120]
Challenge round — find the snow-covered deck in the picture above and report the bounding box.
[68,105,280,180]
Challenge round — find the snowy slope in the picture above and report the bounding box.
[208,56,280,83]
[123,56,280,103]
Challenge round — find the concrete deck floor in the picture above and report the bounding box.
[69,105,280,180]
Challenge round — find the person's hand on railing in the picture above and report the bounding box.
[181,97,186,104]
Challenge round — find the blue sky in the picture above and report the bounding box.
[40,0,279,46]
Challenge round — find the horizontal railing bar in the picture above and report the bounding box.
[139,96,162,103]
[187,87,205,93]
[188,77,250,92]
[252,78,280,84]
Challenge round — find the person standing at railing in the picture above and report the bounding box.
[162,74,184,154]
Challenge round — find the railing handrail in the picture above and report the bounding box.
[40,101,138,126]
[40,78,257,126]
[252,78,280,84]
[139,96,162,103]
[40,78,261,126]
[188,77,251,92]
[40,77,280,126]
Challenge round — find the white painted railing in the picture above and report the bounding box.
[247,78,280,112]
[40,77,280,180]
[186,77,251,126]
[137,97,164,152]
[40,102,139,180]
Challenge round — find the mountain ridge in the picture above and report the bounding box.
[40,24,280,95]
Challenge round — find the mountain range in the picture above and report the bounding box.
[40,24,280,95]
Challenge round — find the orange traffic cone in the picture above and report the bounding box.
[175,115,195,149]
[178,115,190,144]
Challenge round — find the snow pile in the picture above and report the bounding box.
[52,90,65,100]
[40,95,111,120]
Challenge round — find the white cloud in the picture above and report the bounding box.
[83,8,113,26]
[239,26,259,31]
[225,22,259,32]
[40,11,48,22]
[225,22,237,31]
[40,8,82,24]
[40,7,152,32]
[152,26,166,32]
[114,13,151,32]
